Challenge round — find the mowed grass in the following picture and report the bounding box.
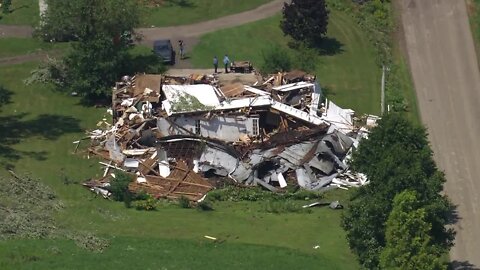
[0,38,69,58]
[191,12,381,115]
[0,237,345,270]
[0,0,39,25]
[141,0,273,27]
[0,62,359,269]
[468,0,480,63]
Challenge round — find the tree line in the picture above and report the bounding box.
[342,114,454,269]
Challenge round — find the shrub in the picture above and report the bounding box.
[132,196,157,211]
[260,45,293,74]
[178,196,191,208]
[207,186,323,202]
[196,201,214,211]
[108,171,133,202]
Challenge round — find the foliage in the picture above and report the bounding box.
[132,195,157,211]
[196,200,214,211]
[280,0,330,45]
[36,0,142,102]
[108,171,133,203]
[37,0,139,43]
[207,186,323,202]
[341,114,454,269]
[178,196,191,208]
[0,173,63,240]
[380,190,446,270]
[2,0,11,14]
[62,35,131,101]
[171,93,214,112]
[260,44,293,74]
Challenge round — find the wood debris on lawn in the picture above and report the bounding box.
[80,67,379,201]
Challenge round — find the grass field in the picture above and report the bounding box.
[0,0,272,27]
[0,61,359,269]
[468,0,480,63]
[0,38,69,58]
[141,0,273,27]
[0,0,39,25]
[191,12,382,115]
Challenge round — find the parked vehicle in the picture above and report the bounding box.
[153,40,175,65]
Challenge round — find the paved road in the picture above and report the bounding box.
[399,0,480,268]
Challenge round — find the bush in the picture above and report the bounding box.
[108,171,133,202]
[196,201,214,211]
[132,196,157,211]
[178,196,191,208]
[260,45,293,74]
[207,186,323,202]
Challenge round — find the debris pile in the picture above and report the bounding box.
[83,70,379,201]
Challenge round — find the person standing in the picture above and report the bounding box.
[223,54,230,73]
[178,40,185,60]
[213,56,219,73]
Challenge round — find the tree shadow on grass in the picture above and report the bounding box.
[312,37,344,56]
[0,113,82,169]
[0,86,13,110]
[10,4,30,13]
[165,0,196,8]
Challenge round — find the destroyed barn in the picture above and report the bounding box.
[83,70,378,201]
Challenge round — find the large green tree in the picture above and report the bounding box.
[380,190,446,270]
[38,0,142,102]
[280,0,329,45]
[341,114,454,269]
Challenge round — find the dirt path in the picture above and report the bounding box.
[398,0,480,268]
[0,0,285,41]
[0,50,63,66]
[137,0,285,44]
[0,25,34,38]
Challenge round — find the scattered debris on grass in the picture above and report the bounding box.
[0,172,110,252]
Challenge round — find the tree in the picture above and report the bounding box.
[341,114,454,269]
[280,0,329,45]
[37,0,142,102]
[38,0,139,43]
[380,190,446,270]
[108,171,133,207]
[2,0,12,14]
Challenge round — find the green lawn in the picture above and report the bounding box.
[0,237,346,270]
[191,12,382,115]
[141,0,273,27]
[0,0,273,27]
[0,0,39,25]
[468,1,480,64]
[0,62,359,269]
[392,45,420,125]
[0,38,69,58]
